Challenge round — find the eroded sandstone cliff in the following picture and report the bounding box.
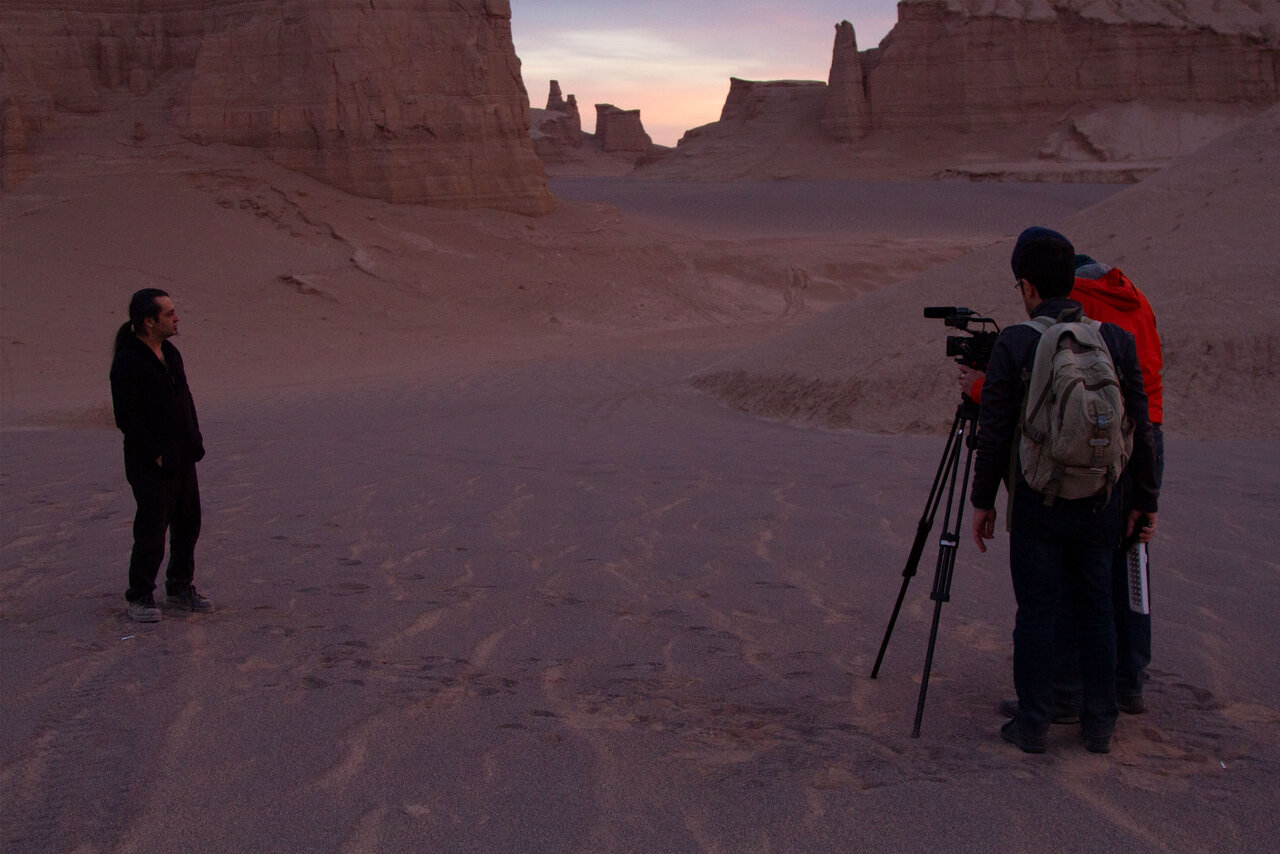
[0,0,553,214]
[862,0,1280,135]
[644,0,1280,180]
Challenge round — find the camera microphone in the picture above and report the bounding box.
[923,306,967,318]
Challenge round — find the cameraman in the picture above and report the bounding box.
[963,254,1166,719]
[969,227,1159,755]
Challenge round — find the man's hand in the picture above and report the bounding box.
[1126,510,1157,544]
[972,508,997,553]
[958,366,985,401]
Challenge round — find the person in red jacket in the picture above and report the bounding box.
[963,255,1165,718]
[1059,256,1164,714]
[1072,257,1164,432]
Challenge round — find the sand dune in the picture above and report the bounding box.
[2,101,1278,851]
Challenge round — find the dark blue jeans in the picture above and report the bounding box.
[1009,485,1120,737]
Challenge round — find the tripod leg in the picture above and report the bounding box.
[871,405,967,679]
[910,406,979,736]
[913,595,950,738]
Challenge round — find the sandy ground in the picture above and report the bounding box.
[2,107,1279,851]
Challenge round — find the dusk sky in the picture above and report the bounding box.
[510,1,903,146]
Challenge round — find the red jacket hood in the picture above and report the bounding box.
[1073,268,1164,425]
[1073,268,1143,311]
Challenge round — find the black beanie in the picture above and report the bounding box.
[1010,226,1072,277]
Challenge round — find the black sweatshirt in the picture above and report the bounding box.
[110,336,205,474]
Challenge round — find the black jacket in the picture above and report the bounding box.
[110,336,205,474]
[970,298,1159,515]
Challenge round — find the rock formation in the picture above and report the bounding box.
[530,80,584,162]
[821,20,869,141]
[641,0,1280,180]
[528,81,665,172]
[719,79,827,127]
[675,78,826,153]
[594,104,653,153]
[545,79,569,112]
[861,0,1280,135]
[0,0,553,215]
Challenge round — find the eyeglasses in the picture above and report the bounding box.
[1013,278,1024,292]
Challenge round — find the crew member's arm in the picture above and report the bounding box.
[1110,326,1160,542]
[970,330,1025,552]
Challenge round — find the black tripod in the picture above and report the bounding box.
[871,395,981,737]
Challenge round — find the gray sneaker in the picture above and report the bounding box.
[127,596,161,623]
[166,586,214,613]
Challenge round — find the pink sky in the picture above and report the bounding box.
[510,1,902,146]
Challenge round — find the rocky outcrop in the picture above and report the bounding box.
[674,78,826,152]
[545,79,570,112]
[530,80,583,162]
[861,0,1280,135]
[528,81,666,173]
[821,20,869,141]
[719,78,827,127]
[0,0,552,215]
[640,0,1280,180]
[594,104,653,153]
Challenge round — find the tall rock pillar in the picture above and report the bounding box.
[546,79,567,111]
[821,20,870,141]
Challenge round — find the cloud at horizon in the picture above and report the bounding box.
[510,1,901,146]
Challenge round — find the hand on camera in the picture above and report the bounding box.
[958,366,986,402]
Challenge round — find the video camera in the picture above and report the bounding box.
[923,306,1000,372]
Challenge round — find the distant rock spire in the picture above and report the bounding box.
[822,20,870,141]
[546,80,567,111]
[541,80,581,138]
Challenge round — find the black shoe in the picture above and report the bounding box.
[1117,693,1146,715]
[1084,730,1113,754]
[997,697,1079,725]
[1001,718,1047,754]
[166,586,214,613]
[127,595,161,623]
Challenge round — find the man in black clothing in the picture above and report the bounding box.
[970,228,1159,755]
[110,289,213,622]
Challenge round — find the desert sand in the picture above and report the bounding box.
[2,106,1279,851]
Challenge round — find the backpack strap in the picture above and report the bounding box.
[1003,314,1055,528]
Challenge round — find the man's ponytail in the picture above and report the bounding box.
[113,288,170,354]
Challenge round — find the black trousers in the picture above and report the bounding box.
[125,463,201,602]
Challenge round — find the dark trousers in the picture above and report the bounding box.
[1009,487,1120,737]
[1054,555,1151,704]
[1056,425,1164,703]
[125,463,201,602]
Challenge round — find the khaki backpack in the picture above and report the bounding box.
[1017,309,1133,505]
